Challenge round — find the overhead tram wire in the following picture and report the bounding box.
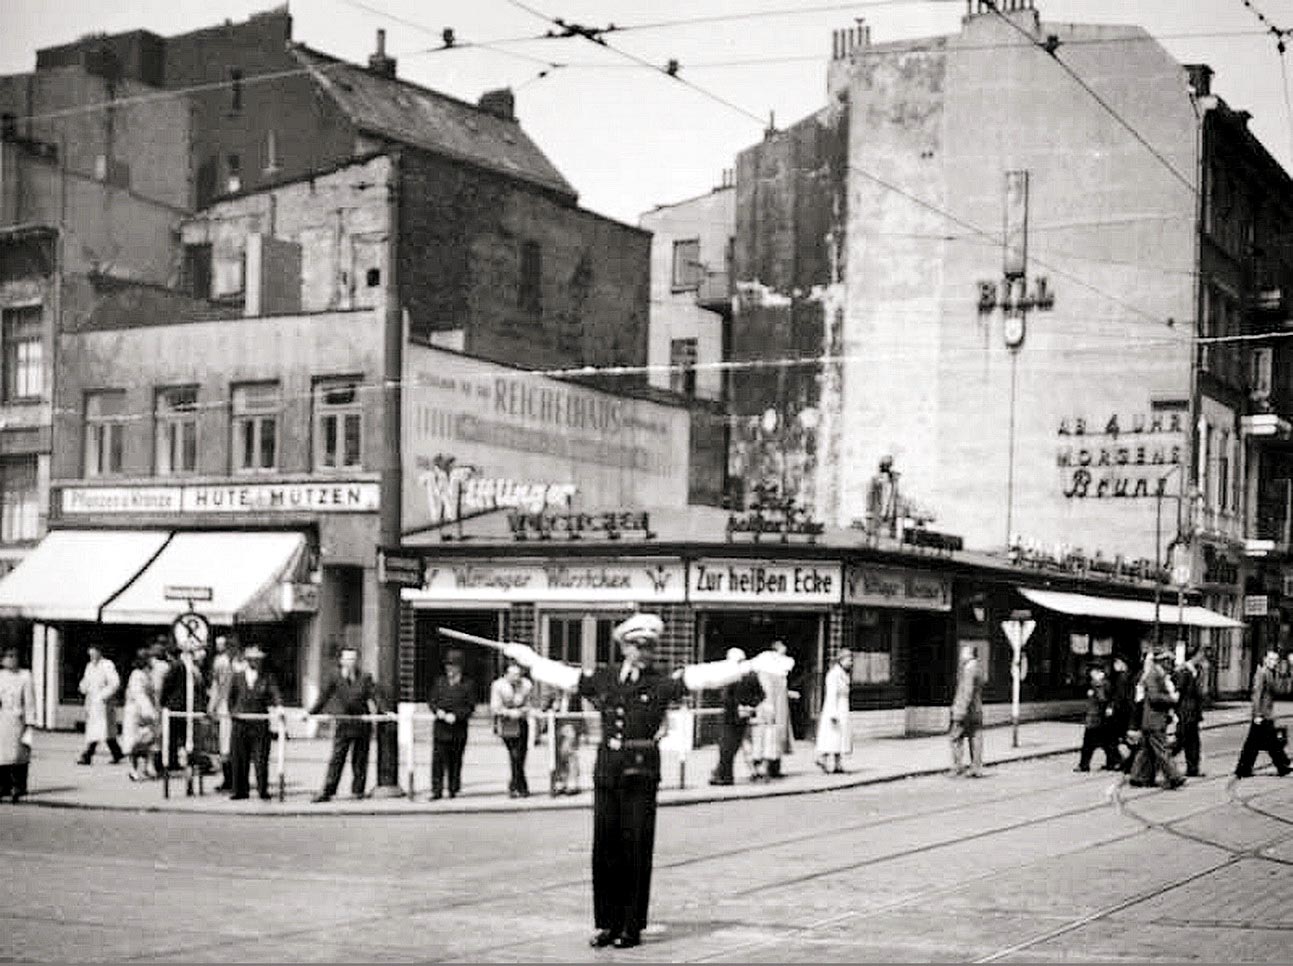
[1231,0,1293,165]
[981,0,1197,198]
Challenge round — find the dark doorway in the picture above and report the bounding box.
[413,610,503,706]
[698,610,823,740]
[906,614,955,707]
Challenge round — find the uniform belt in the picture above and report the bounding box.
[604,738,657,751]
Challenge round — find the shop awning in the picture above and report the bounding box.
[0,529,171,621]
[100,531,307,626]
[1018,588,1243,629]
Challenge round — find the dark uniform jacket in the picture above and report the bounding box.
[722,673,764,727]
[228,669,282,723]
[1139,663,1176,732]
[1084,679,1112,727]
[1172,664,1204,726]
[309,671,376,729]
[429,676,475,741]
[160,659,203,713]
[577,664,685,787]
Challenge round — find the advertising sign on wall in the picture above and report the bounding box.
[843,564,951,611]
[688,559,841,606]
[61,482,380,515]
[403,559,687,604]
[404,346,689,533]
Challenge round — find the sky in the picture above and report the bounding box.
[3,0,1292,225]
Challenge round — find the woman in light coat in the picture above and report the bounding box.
[750,643,795,779]
[121,648,157,780]
[0,645,36,802]
[815,650,854,774]
[78,644,123,765]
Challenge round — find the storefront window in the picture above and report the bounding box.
[232,382,279,472]
[313,377,363,470]
[850,609,894,685]
[155,386,199,475]
[84,390,126,477]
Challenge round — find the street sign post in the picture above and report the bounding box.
[166,587,212,797]
[1001,616,1036,748]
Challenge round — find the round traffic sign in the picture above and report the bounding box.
[172,611,211,651]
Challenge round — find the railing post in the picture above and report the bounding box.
[276,712,287,802]
[161,708,170,799]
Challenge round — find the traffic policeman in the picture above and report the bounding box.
[504,613,787,950]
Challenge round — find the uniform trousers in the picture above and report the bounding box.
[1130,726,1181,786]
[1234,719,1291,777]
[431,730,468,796]
[0,762,28,799]
[592,775,658,940]
[321,723,371,797]
[230,719,270,798]
[1173,720,1202,775]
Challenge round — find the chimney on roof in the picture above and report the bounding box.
[478,88,515,121]
[1186,64,1213,98]
[368,28,397,78]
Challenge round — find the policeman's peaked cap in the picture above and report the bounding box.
[613,613,664,645]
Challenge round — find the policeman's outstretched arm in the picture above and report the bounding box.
[678,649,794,692]
[504,642,582,692]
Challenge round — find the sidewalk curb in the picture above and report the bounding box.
[12,714,1261,817]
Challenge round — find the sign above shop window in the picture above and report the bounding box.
[507,510,655,542]
[726,485,824,544]
[415,454,577,528]
[61,482,380,515]
[689,559,840,606]
[843,565,951,611]
[405,559,687,603]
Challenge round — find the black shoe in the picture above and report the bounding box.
[709,777,733,786]
[613,933,641,949]
[76,756,92,766]
[1128,779,1151,787]
[1073,765,1090,772]
[589,930,617,948]
[230,794,249,800]
[431,792,443,800]
[258,792,272,801]
[311,794,332,803]
[1167,777,1186,790]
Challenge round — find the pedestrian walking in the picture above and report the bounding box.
[1075,664,1120,772]
[121,648,158,781]
[949,643,985,777]
[710,649,762,785]
[490,661,533,798]
[1172,649,1206,777]
[307,646,377,803]
[815,650,853,774]
[1129,649,1185,789]
[207,635,236,792]
[549,690,584,795]
[227,644,282,801]
[78,643,123,765]
[1233,649,1292,780]
[501,612,789,949]
[159,644,206,773]
[429,649,474,800]
[751,640,794,778]
[0,645,35,803]
[1109,655,1137,772]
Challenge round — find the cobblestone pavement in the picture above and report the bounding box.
[4,717,1293,962]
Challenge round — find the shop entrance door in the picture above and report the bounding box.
[906,612,955,707]
[698,611,823,741]
[542,611,634,672]
[413,610,504,706]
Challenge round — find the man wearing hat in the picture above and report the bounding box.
[227,643,283,801]
[710,648,763,786]
[504,612,789,950]
[1128,648,1184,789]
[428,648,475,800]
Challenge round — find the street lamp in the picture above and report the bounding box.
[1153,464,1199,653]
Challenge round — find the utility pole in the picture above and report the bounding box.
[373,150,404,797]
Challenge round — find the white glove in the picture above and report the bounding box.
[503,642,538,667]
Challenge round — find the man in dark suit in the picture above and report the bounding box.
[1129,649,1184,789]
[710,649,763,786]
[428,649,474,800]
[1075,664,1120,772]
[159,644,206,773]
[307,646,376,803]
[504,613,788,949]
[1234,649,1292,779]
[1172,649,1206,777]
[227,644,283,801]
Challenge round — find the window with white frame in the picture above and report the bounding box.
[671,238,702,290]
[155,386,199,475]
[314,377,363,470]
[85,390,126,477]
[232,382,279,473]
[0,456,38,543]
[2,306,42,401]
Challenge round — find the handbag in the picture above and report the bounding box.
[496,714,522,739]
